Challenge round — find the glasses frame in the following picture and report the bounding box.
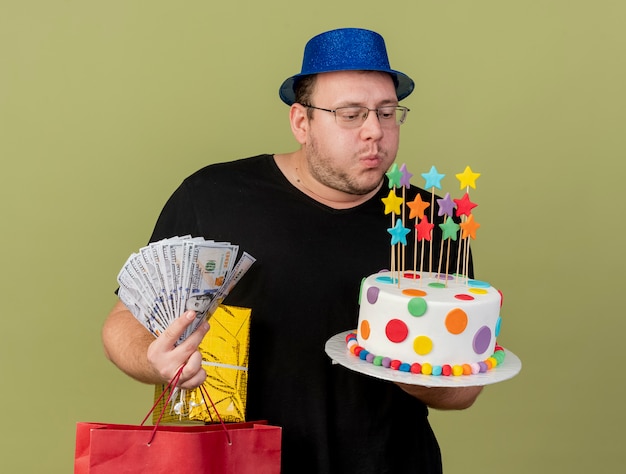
[302,104,410,128]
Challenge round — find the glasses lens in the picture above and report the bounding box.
[334,107,368,127]
[393,107,408,126]
[377,106,399,126]
[332,106,409,128]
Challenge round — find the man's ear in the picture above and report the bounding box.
[289,103,309,145]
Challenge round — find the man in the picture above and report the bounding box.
[103,28,482,473]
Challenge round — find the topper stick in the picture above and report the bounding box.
[419,228,424,275]
[397,243,402,288]
[421,166,445,275]
[464,237,471,284]
[455,216,464,282]
[463,232,469,280]
[437,217,446,277]
[391,212,395,279]
[413,227,418,277]
[420,238,425,277]
[429,192,435,275]
[445,238,451,287]
[454,166,480,281]
[382,184,403,283]
[460,235,466,279]
[401,186,406,274]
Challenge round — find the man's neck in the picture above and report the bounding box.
[273,152,382,209]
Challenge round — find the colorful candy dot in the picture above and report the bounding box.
[407,297,427,316]
[468,288,488,295]
[493,351,505,365]
[442,365,452,376]
[360,320,371,340]
[445,308,468,334]
[452,365,464,376]
[495,317,502,337]
[359,279,365,304]
[373,355,383,366]
[390,360,402,370]
[421,363,433,375]
[473,326,492,354]
[375,275,396,284]
[454,293,474,301]
[386,319,409,343]
[403,271,421,280]
[414,335,433,355]
[366,286,380,304]
[432,366,442,376]
[410,363,422,374]
[402,288,427,297]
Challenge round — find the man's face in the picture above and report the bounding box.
[302,70,401,196]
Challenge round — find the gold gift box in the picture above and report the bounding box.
[153,305,251,424]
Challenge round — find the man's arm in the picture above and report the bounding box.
[102,300,210,389]
[396,383,483,410]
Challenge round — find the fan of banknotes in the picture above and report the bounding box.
[117,235,255,342]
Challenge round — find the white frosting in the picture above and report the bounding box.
[357,271,502,368]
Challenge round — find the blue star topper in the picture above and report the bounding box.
[387,218,411,245]
[421,166,445,190]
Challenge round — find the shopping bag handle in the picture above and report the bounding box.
[141,363,231,446]
[198,383,232,445]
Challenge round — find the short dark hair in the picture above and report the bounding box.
[294,75,317,119]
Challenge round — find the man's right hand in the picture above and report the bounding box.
[147,310,211,389]
[102,301,211,389]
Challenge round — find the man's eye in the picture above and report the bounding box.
[338,109,362,121]
[379,108,396,120]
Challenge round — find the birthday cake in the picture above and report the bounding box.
[347,164,506,376]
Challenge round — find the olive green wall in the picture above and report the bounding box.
[2,1,624,472]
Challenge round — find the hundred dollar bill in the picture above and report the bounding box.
[116,236,254,342]
[185,251,256,338]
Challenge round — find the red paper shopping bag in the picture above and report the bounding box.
[74,421,281,474]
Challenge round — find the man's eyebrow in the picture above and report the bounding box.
[334,99,399,108]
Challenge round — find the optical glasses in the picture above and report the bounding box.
[302,104,410,129]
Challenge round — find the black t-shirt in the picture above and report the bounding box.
[149,154,469,473]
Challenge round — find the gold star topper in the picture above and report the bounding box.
[381,189,404,215]
[455,166,481,190]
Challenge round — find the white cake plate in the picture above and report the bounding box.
[325,330,522,388]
